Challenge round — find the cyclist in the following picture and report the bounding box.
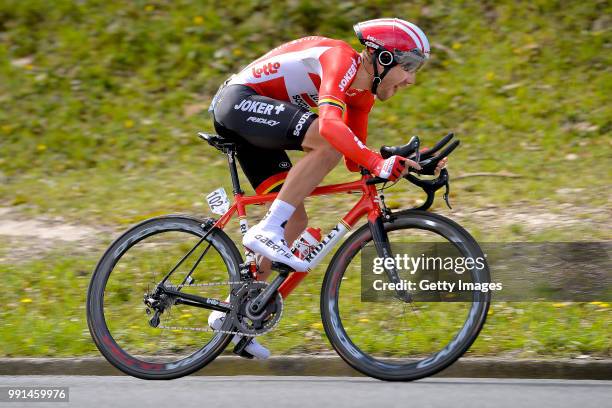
[208,18,447,358]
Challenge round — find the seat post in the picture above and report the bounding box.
[226,149,243,195]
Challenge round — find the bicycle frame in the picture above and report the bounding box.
[211,150,385,300]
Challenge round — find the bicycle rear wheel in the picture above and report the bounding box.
[86,215,242,379]
[321,210,490,381]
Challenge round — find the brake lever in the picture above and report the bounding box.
[414,137,421,163]
[404,168,451,211]
[443,177,452,209]
[415,140,460,175]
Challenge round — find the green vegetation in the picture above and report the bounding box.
[1,246,610,358]
[0,1,610,357]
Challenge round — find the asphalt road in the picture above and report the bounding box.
[0,376,610,408]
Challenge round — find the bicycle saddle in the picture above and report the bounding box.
[197,132,237,153]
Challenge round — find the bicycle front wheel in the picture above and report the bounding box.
[321,210,490,381]
[87,215,242,379]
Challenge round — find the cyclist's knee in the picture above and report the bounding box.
[317,145,342,168]
[302,119,327,152]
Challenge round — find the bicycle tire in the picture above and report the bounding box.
[320,210,490,381]
[86,215,242,380]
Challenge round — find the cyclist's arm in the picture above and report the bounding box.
[344,105,376,172]
[317,48,380,171]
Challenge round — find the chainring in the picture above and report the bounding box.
[230,281,283,336]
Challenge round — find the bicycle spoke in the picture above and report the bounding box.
[179,241,213,288]
[160,236,207,285]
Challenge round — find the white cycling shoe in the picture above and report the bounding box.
[243,223,309,272]
[208,310,271,360]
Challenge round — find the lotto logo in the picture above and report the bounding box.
[252,62,281,78]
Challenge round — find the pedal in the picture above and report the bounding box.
[232,336,255,359]
[270,261,292,275]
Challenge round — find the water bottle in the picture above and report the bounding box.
[291,227,322,259]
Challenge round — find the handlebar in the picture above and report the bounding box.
[379,132,456,162]
[380,136,420,160]
[420,132,455,160]
[366,132,460,210]
[418,138,460,175]
[367,132,458,184]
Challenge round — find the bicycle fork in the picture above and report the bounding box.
[368,216,412,303]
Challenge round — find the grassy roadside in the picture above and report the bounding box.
[0,244,609,358]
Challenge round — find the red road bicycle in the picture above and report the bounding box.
[87,131,490,381]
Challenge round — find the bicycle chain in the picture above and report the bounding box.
[156,280,282,337]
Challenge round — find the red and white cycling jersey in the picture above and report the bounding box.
[228,36,381,172]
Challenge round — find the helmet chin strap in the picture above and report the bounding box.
[371,49,394,95]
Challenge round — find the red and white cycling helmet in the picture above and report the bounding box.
[354,18,430,93]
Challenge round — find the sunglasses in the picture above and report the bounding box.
[394,48,428,73]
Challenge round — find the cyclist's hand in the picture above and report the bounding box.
[373,155,421,181]
[403,158,421,176]
[434,157,448,177]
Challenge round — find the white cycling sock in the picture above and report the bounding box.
[261,199,295,229]
[242,199,308,272]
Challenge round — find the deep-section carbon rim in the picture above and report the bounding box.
[321,210,490,381]
[86,215,242,380]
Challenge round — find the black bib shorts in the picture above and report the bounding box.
[211,84,317,194]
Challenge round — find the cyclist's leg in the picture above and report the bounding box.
[276,118,342,206]
[208,87,313,357]
[241,122,341,271]
[258,204,307,279]
[238,127,340,271]
[232,145,308,279]
[213,85,317,271]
